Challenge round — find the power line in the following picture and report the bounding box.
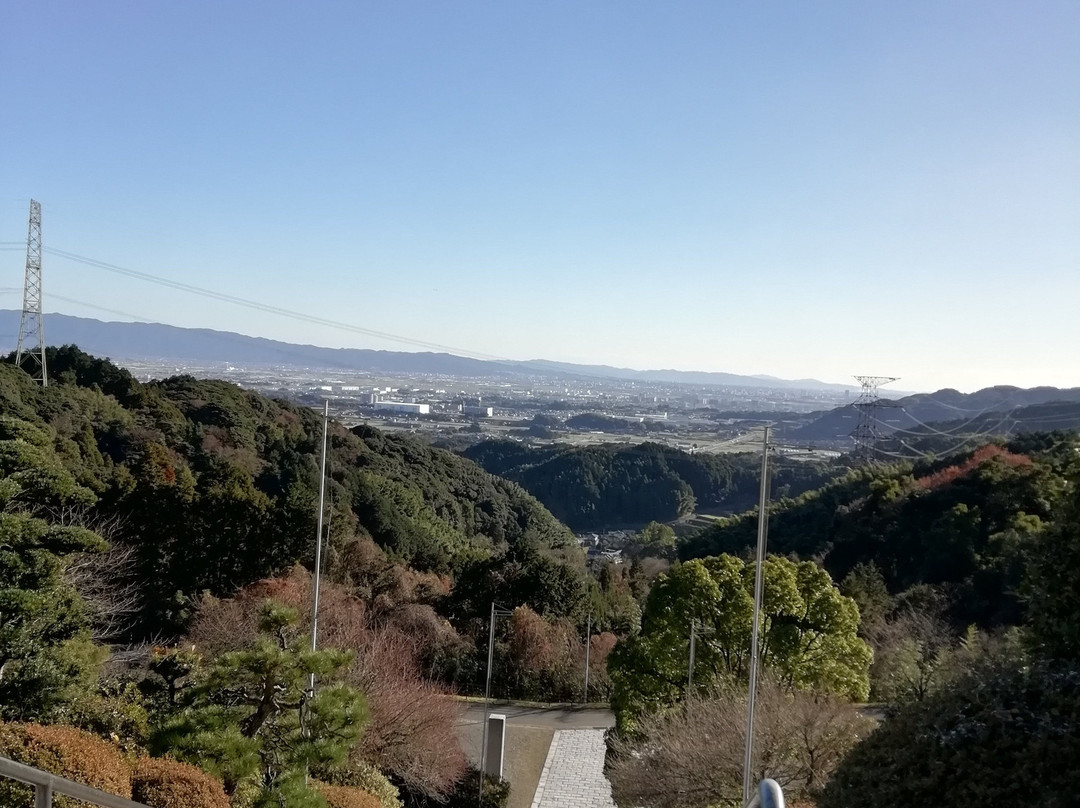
[890,405,999,437]
[44,246,510,362]
[870,408,1019,459]
[49,294,155,323]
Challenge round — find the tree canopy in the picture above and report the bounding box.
[608,555,870,732]
[464,440,836,531]
[0,347,576,636]
[681,440,1079,630]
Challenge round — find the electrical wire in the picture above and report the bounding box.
[917,394,997,414]
[49,294,155,323]
[44,246,511,362]
[869,409,1019,460]
[891,405,999,437]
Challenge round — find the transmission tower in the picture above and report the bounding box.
[15,199,47,387]
[850,375,897,463]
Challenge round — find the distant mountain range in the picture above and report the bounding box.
[792,386,1080,442]
[0,310,855,392]
[518,359,854,391]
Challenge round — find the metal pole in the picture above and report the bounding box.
[35,781,52,808]
[583,614,591,704]
[480,601,497,802]
[688,618,697,693]
[743,425,771,805]
[309,400,330,696]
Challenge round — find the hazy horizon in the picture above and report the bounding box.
[2,2,1076,393]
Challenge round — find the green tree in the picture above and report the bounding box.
[637,521,676,557]
[609,555,870,732]
[839,562,890,635]
[1024,480,1080,663]
[818,661,1080,808]
[152,601,368,807]
[0,423,109,721]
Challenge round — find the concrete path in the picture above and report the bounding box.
[455,705,616,808]
[530,729,616,808]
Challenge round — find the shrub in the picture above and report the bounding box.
[0,722,131,807]
[607,683,871,808]
[402,765,509,808]
[314,781,382,808]
[131,757,230,808]
[317,760,403,808]
[817,662,1080,808]
[441,766,510,808]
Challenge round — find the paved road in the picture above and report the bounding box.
[455,704,615,808]
[457,703,615,730]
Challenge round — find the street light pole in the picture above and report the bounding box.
[688,618,697,693]
[480,603,512,802]
[308,400,330,698]
[743,425,771,805]
[583,613,592,704]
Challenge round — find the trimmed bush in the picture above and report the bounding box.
[314,781,382,808]
[0,722,131,807]
[404,766,510,808]
[316,761,403,808]
[131,757,230,808]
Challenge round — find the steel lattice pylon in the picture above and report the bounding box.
[850,375,897,463]
[15,199,47,386]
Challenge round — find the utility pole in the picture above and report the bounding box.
[480,603,512,802]
[308,400,330,697]
[15,199,46,386]
[583,614,592,704]
[742,426,771,805]
[687,618,697,693]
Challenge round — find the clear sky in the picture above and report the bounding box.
[1,1,1077,393]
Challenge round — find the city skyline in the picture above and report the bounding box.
[2,1,1077,393]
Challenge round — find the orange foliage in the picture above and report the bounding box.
[0,722,131,807]
[131,757,230,808]
[314,781,383,808]
[914,445,1032,491]
[510,606,575,672]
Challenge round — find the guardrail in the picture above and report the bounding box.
[745,777,785,808]
[0,755,150,808]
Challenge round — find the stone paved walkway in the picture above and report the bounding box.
[530,729,617,808]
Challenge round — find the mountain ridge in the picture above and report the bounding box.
[0,310,854,391]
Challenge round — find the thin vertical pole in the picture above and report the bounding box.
[480,601,497,802]
[309,400,330,696]
[34,781,52,808]
[583,614,592,704]
[688,618,697,693]
[743,426,771,804]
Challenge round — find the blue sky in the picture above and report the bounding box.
[1,1,1077,392]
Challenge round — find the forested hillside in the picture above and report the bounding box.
[0,346,604,807]
[681,435,1080,629]
[0,346,572,637]
[464,439,839,530]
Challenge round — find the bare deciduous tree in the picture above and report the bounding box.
[607,681,873,808]
[186,567,468,801]
[54,506,142,643]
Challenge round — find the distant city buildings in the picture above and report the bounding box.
[374,401,431,415]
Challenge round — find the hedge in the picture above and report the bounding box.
[0,722,131,807]
[314,781,382,808]
[131,757,229,808]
